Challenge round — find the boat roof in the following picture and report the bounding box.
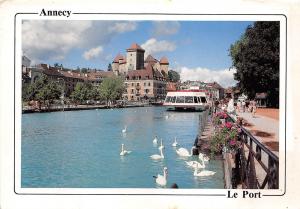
[166,90,207,97]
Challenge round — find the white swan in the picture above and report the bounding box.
[185,160,205,169]
[153,136,158,144]
[172,137,178,147]
[158,138,164,150]
[193,161,215,177]
[122,126,127,133]
[199,153,210,162]
[176,146,195,157]
[120,144,131,156]
[150,147,164,160]
[153,167,168,186]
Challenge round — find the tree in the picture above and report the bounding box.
[98,77,124,106]
[107,63,112,71]
[54,63,63,68]
[168,70,180,82]
[229,21,279,107]
[70,82,100,104]
[22,74,62,109]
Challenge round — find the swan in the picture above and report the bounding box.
[158,138,164,149]
[193,161,216,177]
[185,160,205,169]
[120,144,131,156]
[153,167,168,186]
[172,137,178,147]
[199,153,210,162]
[176,146,195,157]
[150,147,164,160]
[122,126,127,133]
[153,136,158,144]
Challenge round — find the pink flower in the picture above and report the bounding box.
[230,140,236,146]
[225,122,233,129]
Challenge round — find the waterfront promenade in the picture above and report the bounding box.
[236,108,279,156]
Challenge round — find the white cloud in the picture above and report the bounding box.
[83,46,103,60]
[22,20,137,64]
[141,38,176,57]
[179,67,237,88]
[152,21,180,36]
[109,22,137,33]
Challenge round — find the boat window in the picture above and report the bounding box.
[176,96,184,103]
[171,96,176,103]
[185,96,193,103]
[194,96,199,103]
[165,96,171,103]
[201,97,207,103]
[197,97,201,103]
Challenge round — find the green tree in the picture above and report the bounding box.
[107,63,112,71]
[98,77,124,106]
[22,82,35,102]
[22,74,62,109]
[229,21,279,107]
[168,70,180,82]
[36,80,62,109]
[71,82,88,104]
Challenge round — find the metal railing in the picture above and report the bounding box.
[236,126,279,189]
[226,114,279,189]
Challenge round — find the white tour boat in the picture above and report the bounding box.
[163,90,209,111]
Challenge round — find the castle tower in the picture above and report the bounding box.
[159,56,169,77]
[112,54,126,75]
[126,43,145,71]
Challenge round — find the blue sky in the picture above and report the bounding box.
[22,20,253,87]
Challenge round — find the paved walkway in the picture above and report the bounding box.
[236,111,279,156]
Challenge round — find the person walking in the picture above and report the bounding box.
[252,100,257,118]
[242,100,246,112]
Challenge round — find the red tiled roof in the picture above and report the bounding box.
[113,54,126,63]
[206,82,223,89]
[59,70,83,79]
[87,71,114,80]
[127,64,153,80]
[160,56,169,64]
[145,54,158,64]
[127,43,145,52]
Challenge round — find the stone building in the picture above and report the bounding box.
[27,64,113,96]
[112,43,169,101]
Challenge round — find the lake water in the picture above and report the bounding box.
[22,106,224,188]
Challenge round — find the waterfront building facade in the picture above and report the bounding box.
[25,63,113,96]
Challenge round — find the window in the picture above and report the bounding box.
[171,97,176,103]
[145,89,149,93]
[201,97,207,103]
[194,96,199,103]
[131,83,134,87]
[185,96,193,103]
[131,89,134,94]
[176,96,184,103]
[137,83,140,86]
[148,82,151,86]
[165,96,171,103]
[144,82,146,86]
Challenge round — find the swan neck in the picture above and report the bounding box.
[160,148,164,157]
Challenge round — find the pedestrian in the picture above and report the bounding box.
[252,100,257,118]
[237,100,241,113]
[242,100,246,112]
